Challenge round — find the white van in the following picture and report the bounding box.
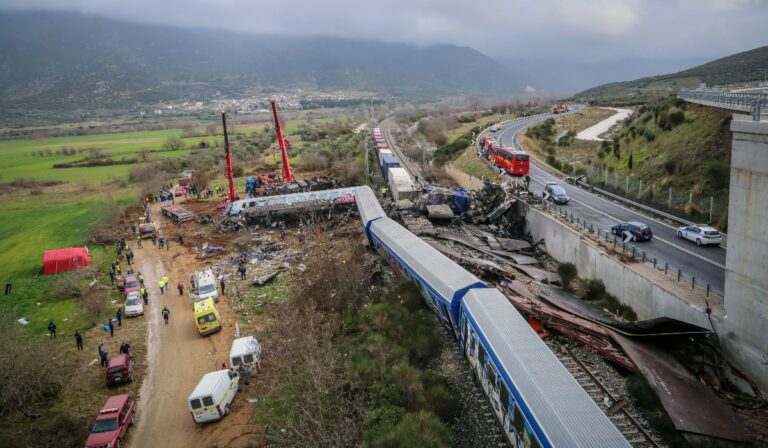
[191,269,219,304]
[230,336,261,371]
[188,370,239,423]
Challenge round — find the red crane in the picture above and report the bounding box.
[221,112,236,202]
[270,99,294,182]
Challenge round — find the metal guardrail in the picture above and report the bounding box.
[538,199,724,299]
[679,89,768,121]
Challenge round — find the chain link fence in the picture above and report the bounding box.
[582,164,728,229]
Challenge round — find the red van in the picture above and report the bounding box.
[85,395,135,448]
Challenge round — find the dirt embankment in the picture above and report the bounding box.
[127,199,260,448]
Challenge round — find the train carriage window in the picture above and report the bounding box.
[513,405,525,435]
[486,362,498,389]
[500,383,510,413]
[478,343,487,367]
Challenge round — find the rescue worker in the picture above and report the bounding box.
[116,308,122,327]
[162,275,169,292]
[136,235,142,248]
[162,307,170,325]
[74,330,83,351]
[99,345,108,367]
[137,272,144,286]
[177,281,184,296]
[142,289,149,305]
[158,279,165,295]
[119,342,131,355]
[48,321,56,339]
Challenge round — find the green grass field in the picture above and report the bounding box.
[0,128,226,183]
[0,193,132,335]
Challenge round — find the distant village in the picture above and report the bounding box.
[141,91,363,117]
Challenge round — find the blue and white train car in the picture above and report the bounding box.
[459,289,630,448]
[368,216,486,331]
[353,186,386,242]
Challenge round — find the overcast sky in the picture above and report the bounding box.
[1,0,767,63]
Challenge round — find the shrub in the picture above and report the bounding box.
[663,159,677,175]
[556,262,578,290]
[645,131,656,142]
[0,319,68,419]
[704,160,729,190]
[163,136,185,151]
[667,110,685,127]
[301,152,330,170]
[628,153,633,171]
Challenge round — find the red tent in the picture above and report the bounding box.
[42,247,91,275]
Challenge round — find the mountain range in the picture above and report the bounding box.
[0,11,526,122]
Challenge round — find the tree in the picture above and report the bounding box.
[557,262,578,291]
[613,142,621,160]
[164,136,185,151]
[628,152,633,171]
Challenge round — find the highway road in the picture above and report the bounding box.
[495,114,727,293]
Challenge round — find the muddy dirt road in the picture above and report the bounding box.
[127,201,258,448]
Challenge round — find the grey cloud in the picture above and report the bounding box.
[0,0,766,62]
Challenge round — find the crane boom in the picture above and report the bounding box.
[270,99,294,182]
[221,112,236,202]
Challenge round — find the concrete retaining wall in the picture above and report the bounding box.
[526,206,718,331]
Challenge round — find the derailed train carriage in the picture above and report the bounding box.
[353,186,629,448]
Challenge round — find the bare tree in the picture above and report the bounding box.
[164,137,185,151]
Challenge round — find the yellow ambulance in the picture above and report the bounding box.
[194,297,221,335]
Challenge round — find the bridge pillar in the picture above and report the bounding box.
[723,114,768,393]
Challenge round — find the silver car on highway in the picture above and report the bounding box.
[676,224,722,246]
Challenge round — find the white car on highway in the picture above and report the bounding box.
[676,224,722,246]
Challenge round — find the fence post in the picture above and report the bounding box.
[665,262,668,275]
[691,277,695,290]
[688,191,693,207]
[709,196,714,223]
[668,187,672,209]
[604,169,608,185]
[652,183,655,199]
[678,269,682,282]
[638,180,643,199]
[625,176,629,193]
[706,284,710,297]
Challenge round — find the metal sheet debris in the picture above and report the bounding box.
[611,332,748,443]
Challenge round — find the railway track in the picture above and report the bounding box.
[552,345,661,448]
[379,117,425,185]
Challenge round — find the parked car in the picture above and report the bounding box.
[118,275,141,295]
[174,186,187,197]
[106,354,134,386]
[124,291,144,317]
[677,224,722,246]
[85,395,135,448]
[611,221,653,241]
[543,182,570,205]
